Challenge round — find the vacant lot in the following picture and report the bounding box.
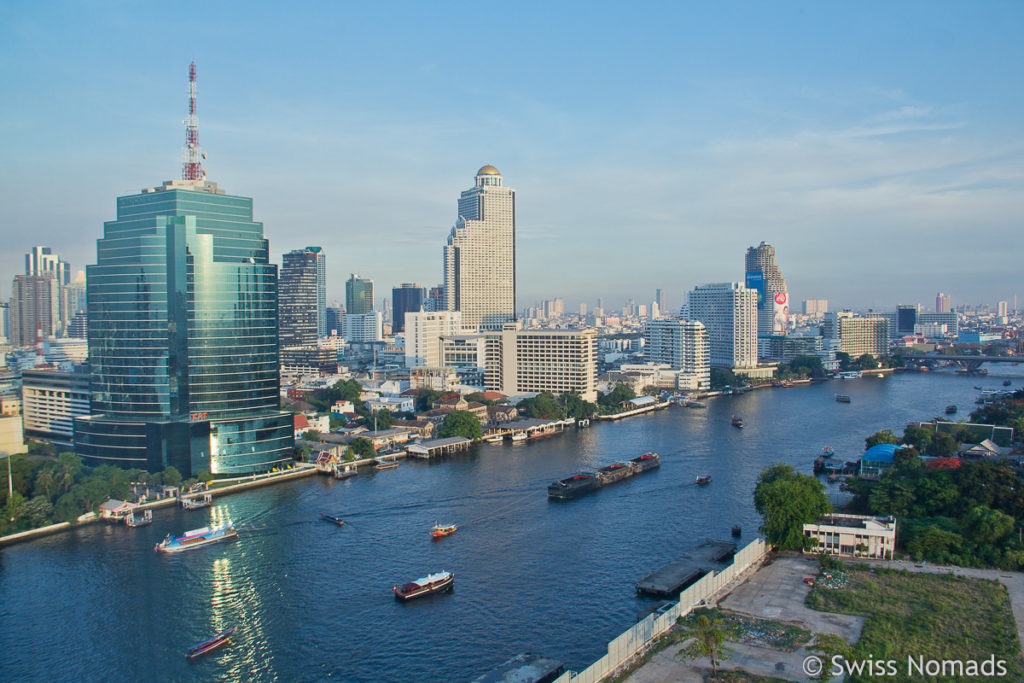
[810,566,1024,682]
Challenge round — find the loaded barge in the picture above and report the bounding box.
[547,452,660,500]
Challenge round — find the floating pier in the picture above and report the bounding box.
[635,539,737,597]
[472,653,565,683]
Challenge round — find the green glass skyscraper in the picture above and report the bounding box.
[73,178,294,476]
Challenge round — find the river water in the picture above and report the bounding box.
[2,368,1021,682]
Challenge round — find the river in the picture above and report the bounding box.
[1,368,1021,682]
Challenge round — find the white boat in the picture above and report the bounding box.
[155,522,237,553]
[511,433,528,443]
[181,493,212,510]
[485,435,503,443]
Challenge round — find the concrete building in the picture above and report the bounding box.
[802,299,828,316]
[443,165,516,330]
[917,312,959,337]
[935,292,951,313]
[0,414,24,455]
[392,283,426,334]
[745,242,789,335]
[9,274,60,346]
[803,514,896,559]
[279,247,322,348]
[346,274,374,315]
[643,318,710,390]
[896,304,920,337]
[758,334,840,371]
[686,283,758,369]
[21,366,91,443]
[823,312,890,358]
[73,176,293,477]
[405,311,467,367]
[997,300,1009,318]
[342,312,383,343]
[484,323,597,401]
[326,305,343,337]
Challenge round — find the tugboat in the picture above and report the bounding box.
[431,523,458,539]
[731,416,744,428]
[628,452,661,471]
[393,570,454,601]
[187,625,237,660]
[155,522,237,553]
[696,475,712,486]
[547,473,600,500]
[320,512,345,526]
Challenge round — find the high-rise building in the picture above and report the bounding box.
[744,242,789,335]
[484,323,597,401]
[346,274,374,315]
[686,283,758,368]
[73,176,293,477]
[803,299,828,316]
[997,301,1009,318]
[26,246,70,285]
[9,274,60,347]
[656,288,666,315]
[644,319,710,389]
[279,248,322,348]
[823,312,890,358]
[341,312,382,343]
[309,247,327,336]
[896,304,920,336]
[392,283,426,334]
[326,304,343,336]
[579,302,588,316]
[443,165,516,330]
[935,293,951,314]
[405,311,467,367]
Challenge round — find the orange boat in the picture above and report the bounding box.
[431,523,458,539]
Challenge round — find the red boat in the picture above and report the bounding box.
[393,571,454,601]
[431,523,457,539]
[187,625,236,660]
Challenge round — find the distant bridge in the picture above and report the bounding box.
[904,354,1024,371]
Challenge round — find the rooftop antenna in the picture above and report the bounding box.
[182,61,205,180]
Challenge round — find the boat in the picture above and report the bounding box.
[731,525,742,537]
[431,523,458,539]
[484,435,503,443]
[125,509,153,527]
[547,473,600,500]
[837,371,862,379]
[821,446,835,458]
[731,416,743,428]
[973,385,983,390]
[511,432,528,443]
[628,452,661,472]
[187,625,237,660]
[1004,380,1012,386]
[596,462,633,485]
[374,459,400,471]
[684,400,706,408]
[393,570,454,601]
[835,394,851,403]
[181,493,212,510]
[155,522,237,553]
[333,464,357,480]
[695,475,711,486]
[320,512,345,526]
[945,405,958,414]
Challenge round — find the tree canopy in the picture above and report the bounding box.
[753,463,830,550]
[439,410,482,440]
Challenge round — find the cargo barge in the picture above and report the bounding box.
[547,452,660,500]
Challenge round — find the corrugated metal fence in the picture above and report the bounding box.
[554,538,769,683]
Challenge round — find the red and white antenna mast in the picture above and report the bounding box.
[182,61,205,180]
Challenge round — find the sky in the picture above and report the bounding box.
[1,1,1022,313]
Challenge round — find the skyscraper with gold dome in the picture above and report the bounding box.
[443,165,516,330]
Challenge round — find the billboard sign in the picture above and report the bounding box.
[773,292,789,333]
[745,272,765,310]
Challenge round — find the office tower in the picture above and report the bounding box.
[443,165,516,330]
[326,304,343,336]
[997,301,1009,318]
[744,242,789,335]
[579,302,588,316]
[935,293,951,314]
[656,289,666,315]
[279,248,322,348]
[686,283,758,368]
[918,312,959,337]
[9,274,60,346]
[346,274,374,315]
[803,299,828,316]
[26,246,70,285]
[73,66,292,476]
[484,323,597,401]
[896,304,920,336]
[341,312,382,343]
[823,312,889,358]
[644,319,710,389]
[21,366,91,443]
[308,247,327,336]
[392,283,426,334]
[0,301,9,341]
[424,285,445,312]
[405,311,466,367]
[637,304,647,318]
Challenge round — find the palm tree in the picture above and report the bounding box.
[56,452,82,493]
[35,466,56,501]
[680,613,731,681]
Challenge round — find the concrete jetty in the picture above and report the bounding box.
[635,538,737,597]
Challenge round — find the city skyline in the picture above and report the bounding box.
[1,3,1022,310]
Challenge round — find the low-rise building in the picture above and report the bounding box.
[803,514,896,559]
[20,366,90,444]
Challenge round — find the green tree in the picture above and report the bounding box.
[836,351,852,371]
[963,506,1015,545]
[348,437,376,460]
[925,431,957,457]
[5,490,26,523]
[857,354,879,370]
[373,408,395,430]
[906,524,963,562]
[53,493,81,523]
[865,429,900,450]
[302,430,321,442]
[161,466,182,488]
[868,477,915,516]
[519,392,567,420]
[439,410,482,440]
[598,382,636,409]
[559,392,597,420]
[902,425,934,452]
[33,464,57,502]
[413,388,443,413]
[197,469,214,483]
[56,452,83,494]
[679,612,732,681]
[23,495,53,527]
[753,464,830,549]
[788,354,825,378]
[709,368,739,389]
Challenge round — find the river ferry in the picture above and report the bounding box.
[155,522,237,553]
[431,523,458,539]
[393,570,454,601]
[187,626,237,660]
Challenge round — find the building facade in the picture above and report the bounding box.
[935,292,951,313]
[803,514,896,559]
[341,312,383,344]
[405,310,467,367]
[802,299,828,316]
[686,283,758,368]
[21,366,91,444]
[443,165,516,330]
[643,318,710,389]
[9,275,60,347]
[279,248,321,348]
[73,178,294,477]
[745,242,789,335]
[346,274,374,315]
[392,283,426,334]
[823,312,890,358]
[483,323,597,401]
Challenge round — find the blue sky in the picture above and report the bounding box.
[1,1,1022,313]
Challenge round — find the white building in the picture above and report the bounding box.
[643,319,710,390]
[745,242,789,335]
[686,283,758,369]
[21,367,90,443]
[365,396,415,414]
[484,323,597,401]
[823,312,889,358]
[405,311,468,367]
[443,165,516,331]
[803,514,896,559]
[342,312,382,343]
